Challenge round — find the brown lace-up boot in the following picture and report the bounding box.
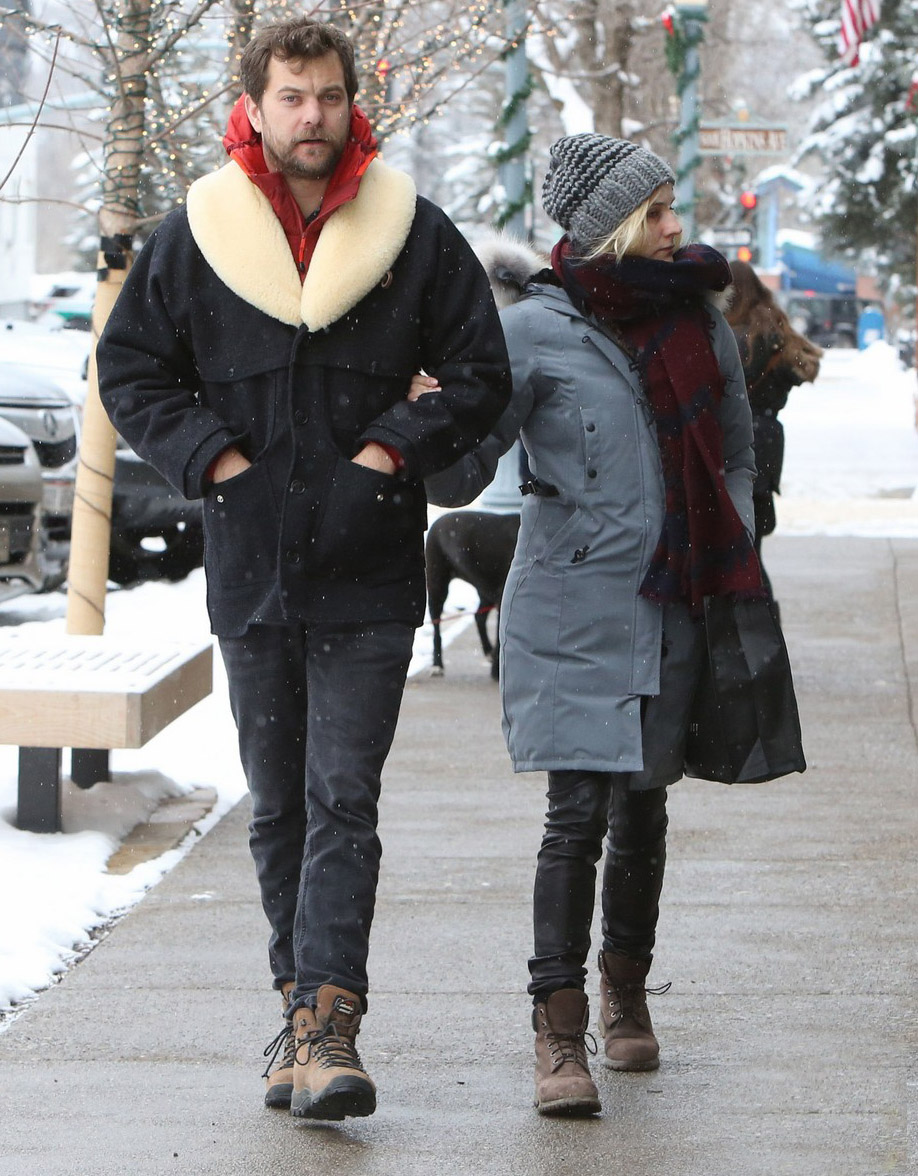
[289,985,376,1120]
[262,981,296,1108]
[532,989,601,1116]
[597,952,667,1072]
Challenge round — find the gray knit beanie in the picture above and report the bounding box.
[542,134,675,250]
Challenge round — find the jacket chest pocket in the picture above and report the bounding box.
[580,408,602,492]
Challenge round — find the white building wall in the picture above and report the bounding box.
[0,112,38,317]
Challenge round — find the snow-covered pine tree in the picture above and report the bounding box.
[794,0,918,295]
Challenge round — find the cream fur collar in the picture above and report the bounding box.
[185,158,417,331]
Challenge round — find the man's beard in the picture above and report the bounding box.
[262,131,346,182]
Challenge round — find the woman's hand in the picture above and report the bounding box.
[349,373,440,475]
[407,372,441,402]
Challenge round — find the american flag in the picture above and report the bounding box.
[838,0,882,66]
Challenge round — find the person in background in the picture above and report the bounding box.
[725,259,822,605]
[97,17,509,1124]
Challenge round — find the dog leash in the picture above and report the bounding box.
[430,603,496,626]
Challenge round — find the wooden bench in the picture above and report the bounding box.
[0,635,213,833]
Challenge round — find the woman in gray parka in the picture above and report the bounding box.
[421,136,761,1116]
[474,136,760,1117]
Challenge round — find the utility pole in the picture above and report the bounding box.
[662,1,709,241]
[495,0,532,238]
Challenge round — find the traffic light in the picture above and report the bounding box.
[739,190,757,212]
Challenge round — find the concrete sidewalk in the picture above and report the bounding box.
[1,535,915,1176]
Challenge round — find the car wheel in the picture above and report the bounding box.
[109,523,204,585]
[38,566,68,593]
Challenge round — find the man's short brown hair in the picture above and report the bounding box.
[240,18,358,106]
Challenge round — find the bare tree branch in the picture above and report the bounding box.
[0,194,97,213]
[0,26,60,193]
[1,6,98,53]
[0,120,104,140]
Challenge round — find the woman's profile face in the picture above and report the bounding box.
[635,184,681,261]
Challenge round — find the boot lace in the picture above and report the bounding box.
[606,980,672,1028]
[546,1028,598,1072]
[296,1023,365,1072]
[261,1022,296,1079]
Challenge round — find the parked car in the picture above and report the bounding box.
[781,292,866,350]
[32,273,95,333]
[0,340,204,591]
[110,442,203,584]
[0,362,78,590]
[0,416,45,602]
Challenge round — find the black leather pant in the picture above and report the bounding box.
[528,770,668,998]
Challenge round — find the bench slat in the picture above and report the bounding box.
[0,637,213,749]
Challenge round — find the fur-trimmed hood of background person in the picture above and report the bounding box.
[473,233,548,309]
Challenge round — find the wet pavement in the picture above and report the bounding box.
[0,534,915,1176]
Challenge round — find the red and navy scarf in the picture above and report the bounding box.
[551,238,764,611]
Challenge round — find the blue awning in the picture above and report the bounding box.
[779,243,856,294]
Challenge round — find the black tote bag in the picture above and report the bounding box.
[684,596,806,784]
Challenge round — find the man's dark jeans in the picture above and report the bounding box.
[219,620,414,1012]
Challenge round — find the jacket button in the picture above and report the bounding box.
[285,549,301,565]
[215,494,224,503]
[587,469,597,479]
[289,479,306,494]
[586,423,596,433]
[293,410,308,426]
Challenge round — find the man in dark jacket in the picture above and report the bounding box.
[97,17,510,1123]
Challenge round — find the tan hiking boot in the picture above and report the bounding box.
[532,989,601,1116]
[262,981,296,1108]
[289,985,376,1120]
[597,952,668,1072]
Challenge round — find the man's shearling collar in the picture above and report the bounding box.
[185,157,417,331]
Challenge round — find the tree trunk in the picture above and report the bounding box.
[66,0,150,636]
[593,1,635,136]
[225,0,255,112]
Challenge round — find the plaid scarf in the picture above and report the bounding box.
[551,238,764,611]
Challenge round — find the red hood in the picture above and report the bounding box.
[223,94,377,191]
[222,96,378,276]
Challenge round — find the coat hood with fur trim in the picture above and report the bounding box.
[473,232,548,309]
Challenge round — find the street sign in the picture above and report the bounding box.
[699,124,787,156]
[709,226,754,249]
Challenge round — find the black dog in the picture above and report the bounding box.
[425,510,521,679]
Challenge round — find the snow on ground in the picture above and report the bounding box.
[0,340,915,1024]
[777,343,918,535]
[0,570,479,1020]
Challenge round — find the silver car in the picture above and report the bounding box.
[0,363,79,590]
[0,416,44,601]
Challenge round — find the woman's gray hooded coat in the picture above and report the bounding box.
[427,239,757,777]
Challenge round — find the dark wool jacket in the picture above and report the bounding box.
[98,158,511,636]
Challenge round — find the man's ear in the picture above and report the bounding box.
[244,93,261,134]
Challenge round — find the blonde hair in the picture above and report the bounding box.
[583,186,682,262]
